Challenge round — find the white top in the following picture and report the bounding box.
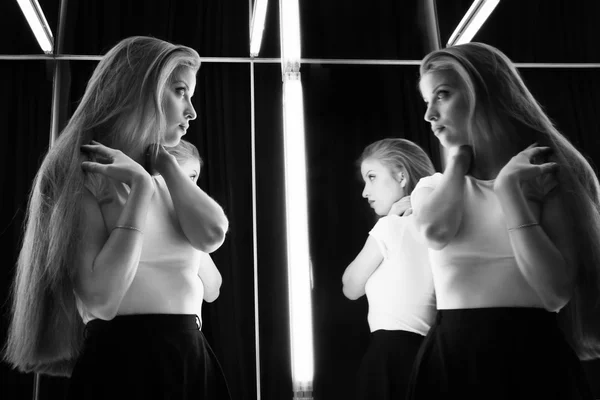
[365,215,436,335]
[412,173,552,310]
[75,175,206,325]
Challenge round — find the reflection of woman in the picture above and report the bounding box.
[342,138,436,400]
[167,139,223,304]
[4,36,232,399]
[409,42,599,399]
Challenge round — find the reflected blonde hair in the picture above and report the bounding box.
[167,139,203,172]
[420,42,600,360]
[358,138,435,196]
[3,36,201,376]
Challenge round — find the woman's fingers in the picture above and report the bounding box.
[81,161,106,174]
[539,162,559,174]
[80,141,116,158]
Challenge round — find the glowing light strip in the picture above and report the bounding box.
[280,0,314,397]
[447,0,499,46]
[250,0,269,57]
[280,0,301,74]
[16,0,54,54]
[282,74,314,395]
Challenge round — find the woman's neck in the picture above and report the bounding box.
[470,141,520,181]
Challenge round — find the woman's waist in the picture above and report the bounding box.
[433,262,545,309]
[85,314,201,335]
[119,268,204,315]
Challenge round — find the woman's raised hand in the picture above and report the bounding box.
[81,140,152,187]
[388,195,412,217]
[495,143,559,189]
[446,145,473,176]
[145,143,178,176]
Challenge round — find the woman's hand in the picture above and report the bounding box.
[81,140,152,187]
[494,143,559,191]
[145,143,178,176]
[446,144,473,176]
[388,195,412,216]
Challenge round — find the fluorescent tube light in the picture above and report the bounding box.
[282,75,314,396]
[16,0,54,54]
[280,0,301,73]
[447,0,499,46]
[250,0,268,57]
[279,0,314,397]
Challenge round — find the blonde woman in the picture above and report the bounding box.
[409,42,598,399]
[342,138,436,400]
[4,36,231,399]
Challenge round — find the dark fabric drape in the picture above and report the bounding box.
[436,0,599,63]
[0,61,54,398]
[253,63,292,399]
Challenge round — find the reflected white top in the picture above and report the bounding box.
[365,215,436,335]
[75,175,205,325]
[413,173,546,310]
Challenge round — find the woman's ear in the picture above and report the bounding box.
[396,171,408,188]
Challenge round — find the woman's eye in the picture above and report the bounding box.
[189,174,197,181]
[436,90,449,100]
[176,87,186,96]
[368,175,375,181]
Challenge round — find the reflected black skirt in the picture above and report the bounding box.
[407,308,594,400]
[67,314,232,400]
[355,329,424,400]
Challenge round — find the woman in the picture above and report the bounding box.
[409,42,599,399]
[4,36,231,399]
[342,138,436,400]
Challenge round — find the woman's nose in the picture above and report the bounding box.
[424,103,438,122]
[186,102,197,120]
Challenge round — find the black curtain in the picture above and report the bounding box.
[0,61,54,398]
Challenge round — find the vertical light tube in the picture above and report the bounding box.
[282,74,314,397]
[279,0,314,398]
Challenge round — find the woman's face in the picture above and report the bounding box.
[419,69,470,149]
[163,67,197,147]
[181,158,201,184]
[360,158,405,216]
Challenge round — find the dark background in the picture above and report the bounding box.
[1,0,599,399]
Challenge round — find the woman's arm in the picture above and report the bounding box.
[199,252,222,303]
[342,235,383,300]
[495,144,576,311]
[495,180,576,312]
[412,147,470,250]
[73,176,154,320]
[156,150,229,253]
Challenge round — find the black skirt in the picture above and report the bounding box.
[407,308,594,400]
[67,314,232,400]
[355,329,424,400]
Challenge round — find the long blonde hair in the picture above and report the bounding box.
[420,42,600,360]
[3,36,201,376]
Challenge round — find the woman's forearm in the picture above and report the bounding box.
[495,179,574,311]
[86,177,154,319]
[161,159,229,253]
